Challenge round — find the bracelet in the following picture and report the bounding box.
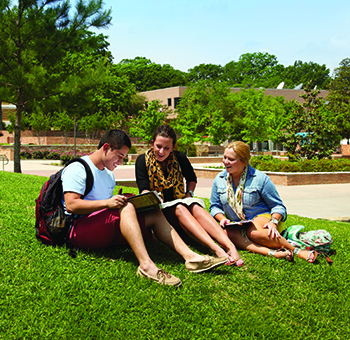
[270,218,279,225]
[186,190,194,197]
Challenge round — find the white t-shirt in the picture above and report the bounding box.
[61,156,115,213]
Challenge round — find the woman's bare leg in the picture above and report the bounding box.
[189,204,242,262]
[142,209,207,262]
[225,226,288,259]
[246,216,316,262]
[173,204,229,259]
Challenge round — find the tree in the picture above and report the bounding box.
[174,81,241,154]
[237,52,280,87]
[227,89,287,149]
[0,0,111,173]
[174,81,213,152]
[223,52,285,88]
[114,57,186,92]
[281,82,340,160]
[327,58,350,140]
[187,63,224,83]
[78,111,106,143]
[282,60,330,89]
[128,100,170,144]
[52,109,74,144]
[27,104,52,145]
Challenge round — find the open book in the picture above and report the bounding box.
[126,191,162,213]
[126,191,205,212]
[161,197,205,210]
[224,220,253,227]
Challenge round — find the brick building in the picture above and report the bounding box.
[140,86,330,112]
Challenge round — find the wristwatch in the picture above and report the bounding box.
[186,190,194,197]
[270,218,279,225]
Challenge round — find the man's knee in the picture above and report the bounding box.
[120,202,137,217]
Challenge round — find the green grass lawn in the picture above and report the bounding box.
[0,171,349,339]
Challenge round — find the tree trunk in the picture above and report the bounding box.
[14,95,22,173]
[0,101,3,130]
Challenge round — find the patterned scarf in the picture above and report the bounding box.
[227,166,248,221]
[145,148,186,200]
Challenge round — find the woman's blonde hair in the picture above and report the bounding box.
[225,141,251,164]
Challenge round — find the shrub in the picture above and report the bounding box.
[45,149,61,160]
[129,145,137,154]
[31,149,50,159]
[20,149,32,159]
[60,151,91,165]
[251,158,350,173]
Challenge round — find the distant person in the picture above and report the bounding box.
[209,141,317,263]
[135,124,244,267]
[62,129,227,287]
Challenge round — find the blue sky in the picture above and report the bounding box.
[92,0,350,75]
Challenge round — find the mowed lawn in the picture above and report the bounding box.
[0,171,349,339]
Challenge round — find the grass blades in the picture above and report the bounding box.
[0,171,349,339]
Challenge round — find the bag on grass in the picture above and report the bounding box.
[35,158,94,247]
[283,225,334,264]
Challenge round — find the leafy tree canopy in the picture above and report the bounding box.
[0,0,112,172]
[113,57,187,91]
[282,60,330,89]
[187,63,224,83]
[327,58,350,140]
[281,81,340,160]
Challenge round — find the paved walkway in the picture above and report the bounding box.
[3,160,350,221]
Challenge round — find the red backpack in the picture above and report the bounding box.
[35,158,94,247]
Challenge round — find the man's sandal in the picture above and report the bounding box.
[293,248,318,263]
[268,249,294,262]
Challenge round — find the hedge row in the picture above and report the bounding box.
[20,149,91,165]
[250,155,350,172]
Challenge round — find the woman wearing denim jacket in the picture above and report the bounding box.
[209,141,317,263]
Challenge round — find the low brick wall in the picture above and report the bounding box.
[193,167,350,186]
[266,171,350,185]
[188,156,222,164]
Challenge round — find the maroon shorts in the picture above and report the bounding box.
[68,208,152,250]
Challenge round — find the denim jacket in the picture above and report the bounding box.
[209,165,287,222]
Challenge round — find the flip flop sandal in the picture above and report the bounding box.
[293,248,318,263]
[225,257,244,267]
[306,250,318,263]
[268,249,294,262]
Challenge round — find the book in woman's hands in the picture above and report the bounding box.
[126,191,206,212]
[161,197,205,210]
[224,220,253,227]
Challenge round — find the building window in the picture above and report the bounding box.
[174,97,181,108]
[167,98,172,107]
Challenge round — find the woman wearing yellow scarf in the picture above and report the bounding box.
[135,125,244,267]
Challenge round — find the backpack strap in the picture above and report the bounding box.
[317,251,333,265]
[62,158,94,256]
[65,158,94,198]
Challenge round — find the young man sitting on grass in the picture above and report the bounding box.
[62,129,227,287]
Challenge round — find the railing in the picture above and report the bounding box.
[0,155,9,171]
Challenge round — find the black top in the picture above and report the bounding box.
[135,151,197,203]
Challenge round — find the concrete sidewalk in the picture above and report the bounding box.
[3,160,350,221]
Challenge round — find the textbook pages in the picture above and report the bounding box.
[224,220,253,227]
[161,197,205,210]
[126,192,205,212]
[126,191,162,212]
